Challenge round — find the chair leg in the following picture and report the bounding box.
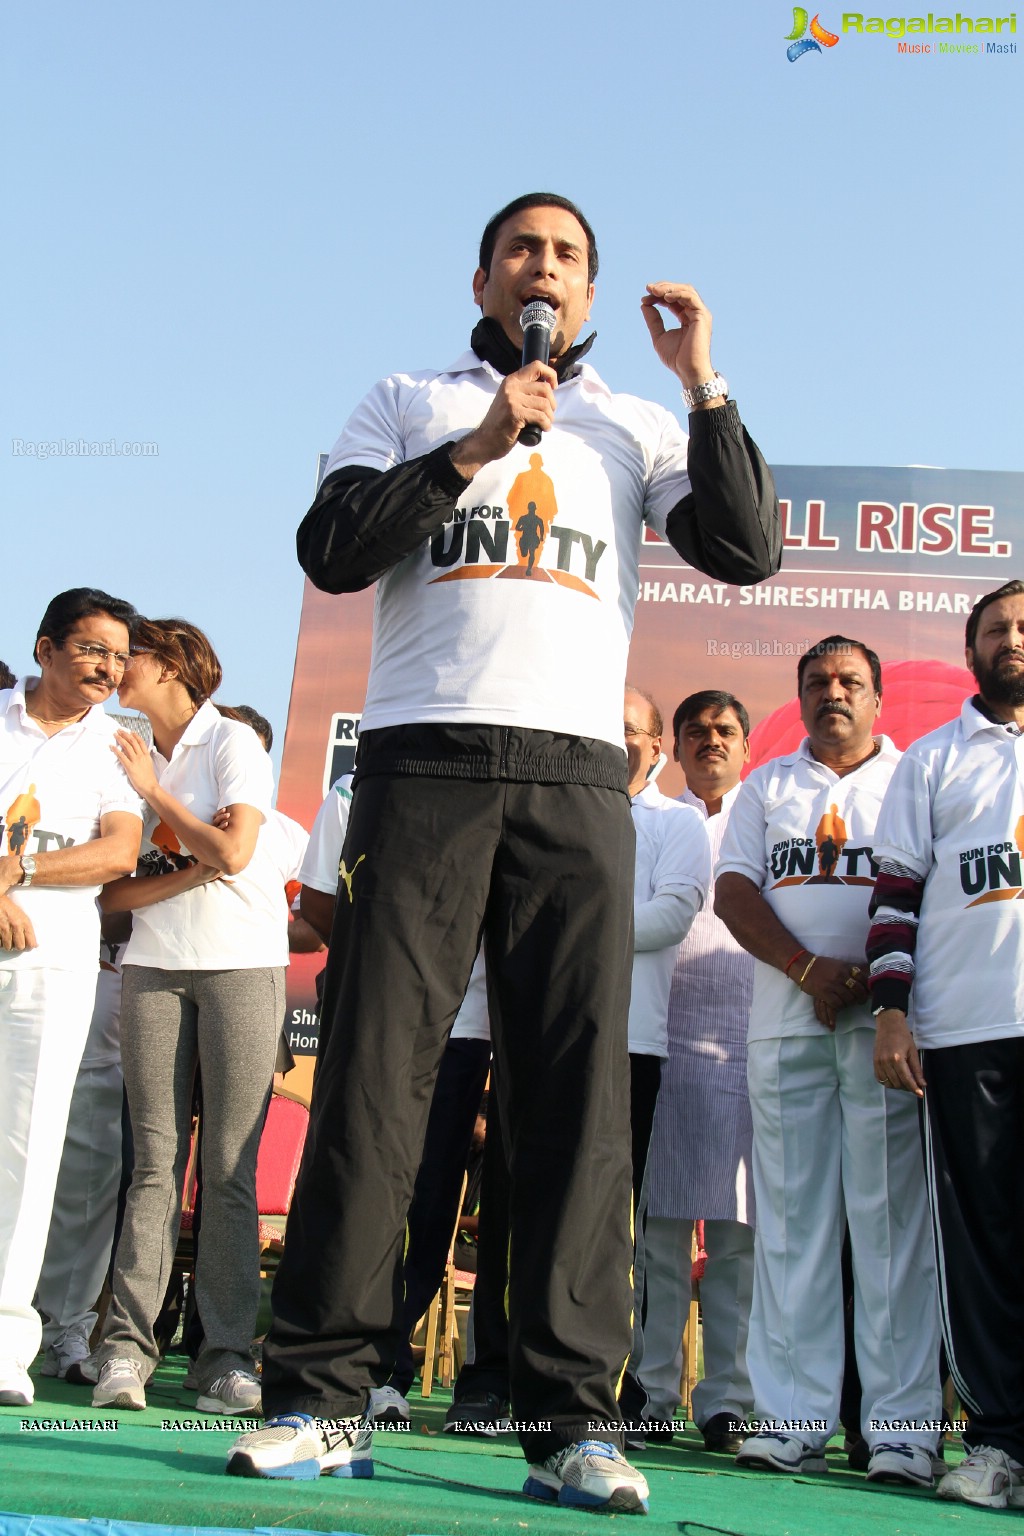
[421,1291,441,1398]
[681,1296,699,1420]
[439,1266,457,1389]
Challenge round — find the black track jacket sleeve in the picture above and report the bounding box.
[297,402,780,595]
[665,400,781,585]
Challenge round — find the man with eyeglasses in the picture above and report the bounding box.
[0,587,144,1405]
[233,192,779,1511]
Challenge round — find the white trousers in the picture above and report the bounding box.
[746,1029,941,1450]
[639,1215,754,1427]
[0,966,97,1364]
[36,968,124,1344]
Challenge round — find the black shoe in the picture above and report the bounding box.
[443,1392,513,1438]
[844,1431,870,1472]
[644,1427,677,1446]
[702,1413,746,1455]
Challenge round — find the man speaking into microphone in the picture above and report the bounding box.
[230,194,780,1512]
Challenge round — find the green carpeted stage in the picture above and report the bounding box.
[0,1359,1007,1536]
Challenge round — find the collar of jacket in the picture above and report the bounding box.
[469,317,597,382]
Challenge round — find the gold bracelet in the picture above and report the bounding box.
[797,955,817,987]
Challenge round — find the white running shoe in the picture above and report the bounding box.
[40,1324,92,1380]
[0,1361,34,1406]
[368,1385,411,1426]
[937,1445,1024,1509]
[735,1432,827,1474]
[524,1440,650,1513]
[226,1413,374,1479]
[867,1441,935,1488]
[92,1357,146,1410]
[197,1369,262,1415]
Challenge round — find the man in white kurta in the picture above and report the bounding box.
[715,636,940,1488]
[640,691,755,1452]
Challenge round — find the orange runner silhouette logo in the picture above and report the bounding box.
[508,454,558,574]
[428,452,604,599]
[151,820,182,858]
[815,803,848,879]
[5,784,40,856]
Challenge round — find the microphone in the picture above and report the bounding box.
[518,300,556,447]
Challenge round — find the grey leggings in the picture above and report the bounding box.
[98,965,284,1390]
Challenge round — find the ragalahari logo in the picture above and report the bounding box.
[786,7,840,58]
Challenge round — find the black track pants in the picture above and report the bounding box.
[262,769,636,1462]
[921,1038,1024,1461]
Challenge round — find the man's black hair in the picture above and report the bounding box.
[479,193,599,284]
[625,684,663,738]
[230,704,273,753]
[0,659,15,691]
[672,690,750,742]
[34,588,138,664]
[797,635,883,696]
[965,580,1024,651]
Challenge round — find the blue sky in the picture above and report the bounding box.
[2,0,1020,774]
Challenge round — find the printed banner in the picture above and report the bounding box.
[277,463,1024,1055]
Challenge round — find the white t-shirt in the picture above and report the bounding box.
[0,681,143,972]
[324,352,692,748]
[873,698,1024,1048]
[123,701,283,971]
[299,773,490,1041]
[298,775,354,894]
[628,782,710,1058]
[717,736,900,1042]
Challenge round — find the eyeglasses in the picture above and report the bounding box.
[58,640,136,671]
[623,723,658,739]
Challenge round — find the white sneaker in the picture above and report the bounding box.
[40,1325,92,1380]
[937,1445,1024,1509]
[226,1413,373,1479]
[0,1361,34,1406]
[92,1357,146,1410]
[197,1369,262,1415]
[867,1441,935,1488]
[368,1385,411,1425]
[524,1441,650,1513]
[735,1433,827,1474]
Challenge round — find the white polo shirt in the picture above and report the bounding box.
[0,681,143,972]
[873,698,1024,1048]
[629,782,710,1058]
[325,353,692,748]
[263,809,309,890]
[717,736,900,1042]
[298,775,354,895]
[123,701,282,971]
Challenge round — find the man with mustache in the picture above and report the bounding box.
[636,690,756,1453]
[0,589,144,1405]
[867,579,1024,1510]
[715,635,941,1487]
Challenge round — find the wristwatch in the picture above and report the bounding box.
[682,372,729,409]
[19,854,37,888]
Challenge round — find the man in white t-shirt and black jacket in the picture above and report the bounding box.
[230,192,780,1512]
[867,579,1024,1512]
